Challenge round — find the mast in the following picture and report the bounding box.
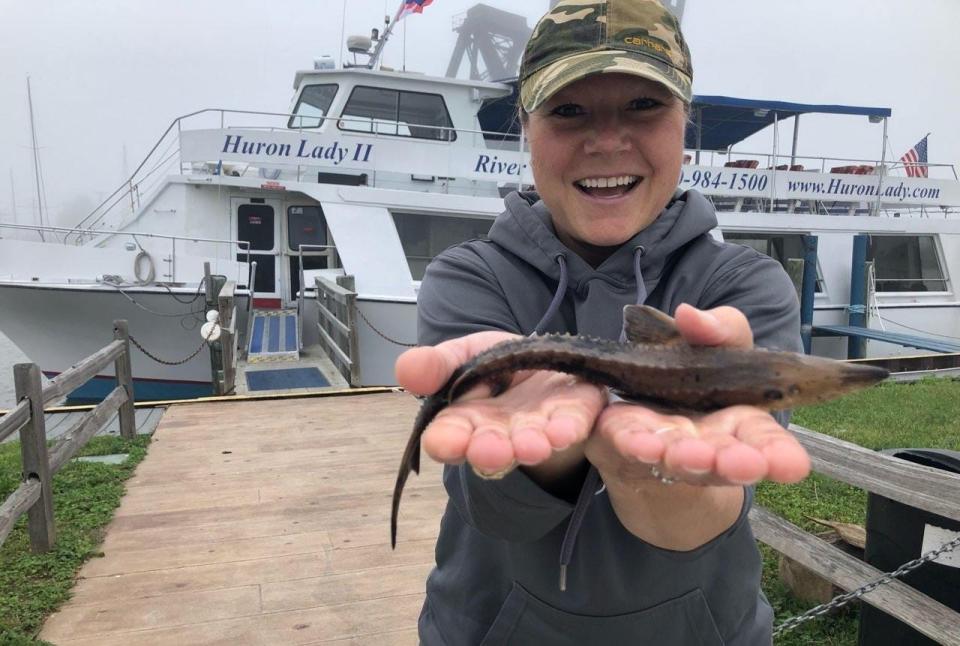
[368,1,405,69]
[27,77,46,240]
[8,169,16,225]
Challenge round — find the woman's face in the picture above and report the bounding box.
[525,73,686,255]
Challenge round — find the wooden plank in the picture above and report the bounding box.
[0,479,42,547]
[317,322,353,367]
[315,275,354,304]
[42,340,124,407]
[39,392,442,645]
[113,321,137,439]
[14,363,56,552]
[316,299,352,337]
[750,505,960,645]
[48,387,127,474]
[0,399,30,444]
[790,424,960,523]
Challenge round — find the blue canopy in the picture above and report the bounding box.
[477,81,892,151]
[689,95,891,151]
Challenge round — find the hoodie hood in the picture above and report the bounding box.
[490,190,719,294]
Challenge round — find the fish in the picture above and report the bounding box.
[390,305,888,548]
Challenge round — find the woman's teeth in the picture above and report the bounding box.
[576,175,639,189]
[575,175,640,197]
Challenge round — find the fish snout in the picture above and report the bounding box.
[839,362,890,387]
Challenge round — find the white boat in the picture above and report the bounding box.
[2,24,959,401]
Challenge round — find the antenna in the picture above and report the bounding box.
[9,169,17,225]
[27,77,46,241]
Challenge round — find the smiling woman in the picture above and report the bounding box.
[392,1,810,644]
[524,74,687,259]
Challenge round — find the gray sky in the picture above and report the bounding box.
[1,0,957,228]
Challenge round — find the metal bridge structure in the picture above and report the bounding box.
[445,4,531,81]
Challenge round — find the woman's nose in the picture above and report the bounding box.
[583,116,631,155]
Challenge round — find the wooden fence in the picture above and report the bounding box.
[751,424,960,644]
[213,280,238,396]
[315,274,360,386]
[0,320,136,552]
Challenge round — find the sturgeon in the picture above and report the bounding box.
[390,305,888,547]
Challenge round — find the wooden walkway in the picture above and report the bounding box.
[39,391,445,645]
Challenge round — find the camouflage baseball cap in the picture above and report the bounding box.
[519,0,693,113]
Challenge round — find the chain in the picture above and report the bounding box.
[773,533,960,637]
[356,308,417,347]
[128,332,212,366]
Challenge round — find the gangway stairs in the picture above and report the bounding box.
[247,309,299,363]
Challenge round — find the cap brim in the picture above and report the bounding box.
[520,50,692,113]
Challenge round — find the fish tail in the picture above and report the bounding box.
[391,394,445,549]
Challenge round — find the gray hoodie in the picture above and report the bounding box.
[416,190,800,645]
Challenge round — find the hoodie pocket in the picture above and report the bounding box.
[480,583,724,646]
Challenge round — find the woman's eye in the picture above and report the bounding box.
[550,103,585,118]
[628,97,662,111]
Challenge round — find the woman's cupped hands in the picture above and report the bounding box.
[394,304,811,488]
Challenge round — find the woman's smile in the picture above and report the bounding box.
[574,175,642,199]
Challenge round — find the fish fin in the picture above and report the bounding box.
[622,305,684,346]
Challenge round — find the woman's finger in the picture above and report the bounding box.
[395,330,520,395]
[674,303,753,349]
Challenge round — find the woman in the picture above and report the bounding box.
[396,1,810,643]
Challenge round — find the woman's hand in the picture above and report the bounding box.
[395,331,606,481]
[584,304,811,488]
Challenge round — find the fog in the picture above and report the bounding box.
[1,0,957,230]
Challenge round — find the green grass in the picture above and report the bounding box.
[759,378,960,645]
[0,433,150,644]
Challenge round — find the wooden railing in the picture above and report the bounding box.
[751,425,960,645]
[0,321,136,552]
[315,274,359,386]
[213,280,238,396]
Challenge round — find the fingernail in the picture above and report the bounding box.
[683,466,711,475]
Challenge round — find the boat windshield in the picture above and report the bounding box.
[289,84,338,129]
[339,86,456,141]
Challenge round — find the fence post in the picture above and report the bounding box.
[113,320,137,440]
[13,363,56,552]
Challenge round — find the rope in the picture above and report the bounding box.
[133,250,156,285]
[356,308,417,347]
[98,277,205,319]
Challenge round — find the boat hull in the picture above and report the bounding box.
[0,282,219,402]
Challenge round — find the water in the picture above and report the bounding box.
[0,331,31,407]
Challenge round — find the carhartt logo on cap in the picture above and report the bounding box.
[519,0,693,112]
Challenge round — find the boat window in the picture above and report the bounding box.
[288,84,338,129]
[867,235,947,292]
[393,212,492,279]
[287,206,328,251]
[340,86,456,141]
[723,233,824,292]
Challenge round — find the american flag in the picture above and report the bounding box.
[397,0,434,20]
[899,135,929,178]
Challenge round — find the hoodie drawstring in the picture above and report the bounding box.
[532,254,568,336]
[560,245,648,590]
[558,465,600,591]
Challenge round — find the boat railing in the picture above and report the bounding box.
[689,148,959,180]
[62,107,525,235]
[0,222,251,287]
[59,106,960,236]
